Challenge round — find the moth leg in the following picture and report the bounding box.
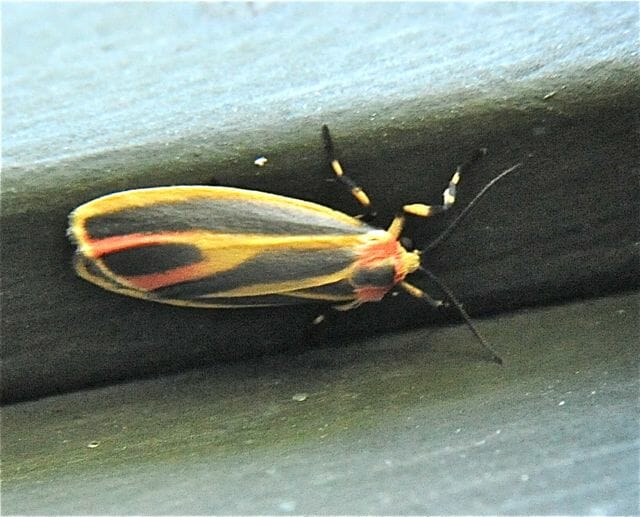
[311,313,326,325]
[400,281,445,308]
[300,310,330,348]
[332,299,364,311]
[402,148,487,219]
[321,125,375,220]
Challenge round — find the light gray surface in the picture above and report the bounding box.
[3,293,638,514]
[3,3,637,168]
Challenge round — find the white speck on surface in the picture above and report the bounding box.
[278,500,297,512]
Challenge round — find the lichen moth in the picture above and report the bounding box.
[68,125,520,362]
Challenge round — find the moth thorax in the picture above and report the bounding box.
[351,237,420,302]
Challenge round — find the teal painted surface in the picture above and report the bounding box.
[3,294,638,514]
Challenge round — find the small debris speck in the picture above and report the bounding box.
[278,500,297,512]
[292,393,308,402]
[87,441,100,448]
[254,156,268,167]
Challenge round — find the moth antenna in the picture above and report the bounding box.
[422,163,522,253]
[420,266,503,365]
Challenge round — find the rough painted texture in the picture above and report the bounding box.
[3,294,638,514]
[2,4,638,404]
[5,3,635,168]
